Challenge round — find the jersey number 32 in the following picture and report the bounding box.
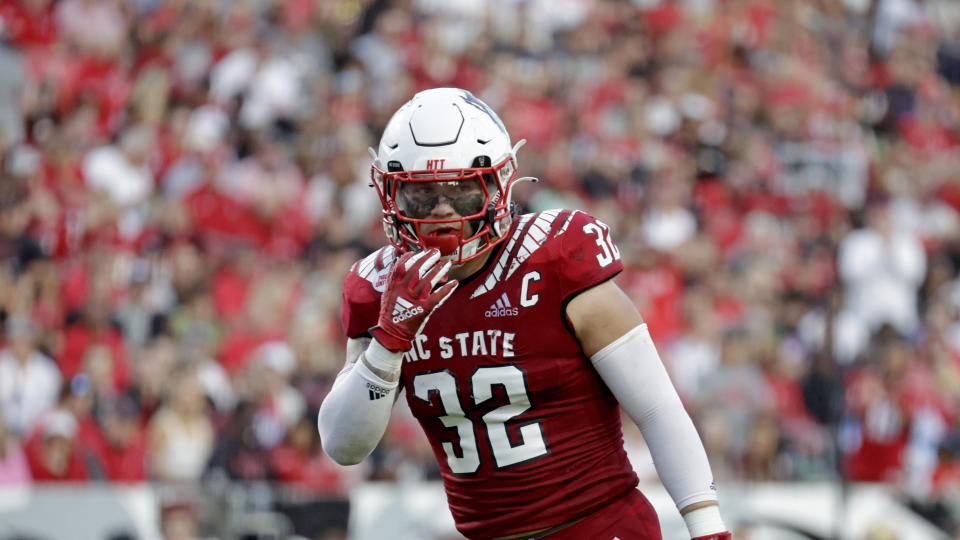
[413,365,548,474]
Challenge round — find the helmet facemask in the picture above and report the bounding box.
[371,153,519,265]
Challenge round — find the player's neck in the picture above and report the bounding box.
[449,249,493,281]
[448,215,514,281]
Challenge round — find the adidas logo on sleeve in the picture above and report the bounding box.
[366,382,391,400]
[484,293,518,317]
[392,297,424,323]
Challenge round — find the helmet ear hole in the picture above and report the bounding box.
[470,156,491,167]
[387,161,404,172]
[471,155,497,195]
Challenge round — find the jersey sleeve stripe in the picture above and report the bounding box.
[356,247,393,283]
[505,210,561,281]
[379,246,396,269]
[357,254,377,279]
[555,209,579,237]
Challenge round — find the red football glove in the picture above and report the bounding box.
[692,533,731,540]
[371,249,458,353]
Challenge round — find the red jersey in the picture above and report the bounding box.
[342,210,639,538]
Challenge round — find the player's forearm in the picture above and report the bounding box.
[317,340,403,465]
[591,324,727,537]
[632,393,719,508]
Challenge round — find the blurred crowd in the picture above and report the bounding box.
[2,0,960,536]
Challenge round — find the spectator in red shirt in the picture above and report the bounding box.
[24,409,89,482]
[59,295,131,393]
[270,414,354,496]
[0,0,58,49]
[86,395,147,482]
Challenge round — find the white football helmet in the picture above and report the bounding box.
[370,88,531,264]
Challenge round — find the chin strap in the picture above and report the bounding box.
[485,202,498,229]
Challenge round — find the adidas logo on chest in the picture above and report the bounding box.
[484,293,518,318]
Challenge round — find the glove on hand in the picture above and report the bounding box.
[692,533,732,540]
[371,249,458,353]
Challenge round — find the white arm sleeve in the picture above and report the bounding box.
[591,324,719,511]
[317,339,404,465]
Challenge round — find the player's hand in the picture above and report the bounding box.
[691,533,731,540]
[371,249,458,353]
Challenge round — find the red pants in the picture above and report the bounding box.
[543,489,662,540]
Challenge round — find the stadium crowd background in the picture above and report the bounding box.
[1,0,960,537]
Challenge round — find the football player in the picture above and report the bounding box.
[318,88,730,540]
